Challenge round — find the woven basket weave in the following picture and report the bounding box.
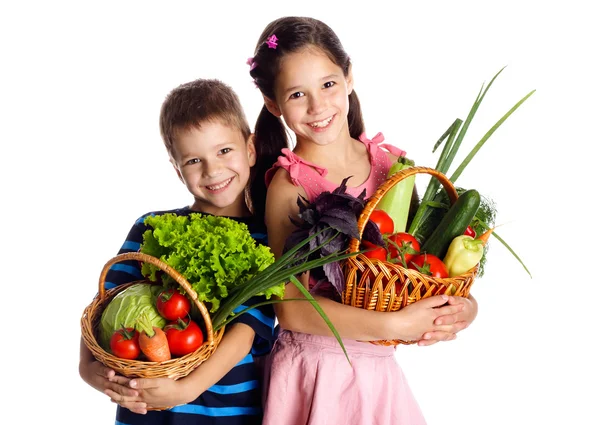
[81,251,224,381]
[342,166,477,346]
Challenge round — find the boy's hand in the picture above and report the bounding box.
[106,377,191,414]
[80,359,138,399]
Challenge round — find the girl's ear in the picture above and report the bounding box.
[346,63,354,95]
[263,95,282,117]
[247,134,257,167]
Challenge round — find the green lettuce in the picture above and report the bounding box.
[140,213,281,313]
[99,283,166,350]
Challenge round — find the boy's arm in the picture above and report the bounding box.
[108,323,255,413]
[79,215,149,400]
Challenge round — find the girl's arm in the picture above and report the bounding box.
[266,169,464,342]
[106,323,255,413]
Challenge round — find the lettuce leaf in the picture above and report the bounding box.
[140,214,280,312]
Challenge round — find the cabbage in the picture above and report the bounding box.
[99,283,166,350]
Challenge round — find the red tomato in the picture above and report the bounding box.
[360,240,388,261]
[386,232,420,266]
[110,327,140,359]
[464,225,476,238]
[165,318,204,357]
[157,289,191,321]
[408,254,449,279]
[369,209,394,235]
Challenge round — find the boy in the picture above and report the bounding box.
[79,78,274,425]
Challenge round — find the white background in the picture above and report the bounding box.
[2,1,598,424]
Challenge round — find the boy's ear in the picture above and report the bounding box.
[247,133,257,167]
[263,95,282,117]
[346,64,354,96]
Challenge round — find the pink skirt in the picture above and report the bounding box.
[262,330,427,425]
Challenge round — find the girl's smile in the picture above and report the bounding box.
[307,114,335,131]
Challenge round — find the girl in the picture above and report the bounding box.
[249,17,479,424]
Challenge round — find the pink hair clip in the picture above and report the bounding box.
[266,34,278,49]
[246,57,257,71]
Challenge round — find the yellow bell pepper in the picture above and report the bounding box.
[442,235,484,277]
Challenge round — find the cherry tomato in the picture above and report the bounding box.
[360,240,388,261]
[464,225,476,238]
[408,253,449,279]
[369,209,394,235]
[386,232,420,266]
[110,327,140,359]
[165,318,204,357]
[157,289,191,321]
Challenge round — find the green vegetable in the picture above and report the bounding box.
[443,235,484,277]
[407,67,534,277]
[140,212,359,364]
[420,189,481,259]
[140,214,280,313]
[377,156,416,233]
[99,283,166,350]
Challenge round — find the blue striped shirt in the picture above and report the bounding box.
[107,207,275,425]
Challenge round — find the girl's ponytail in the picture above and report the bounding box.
[348,90,365,140]
[250,105,289,221]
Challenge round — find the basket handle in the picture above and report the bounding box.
[348,166,459,253]
[97,252,214,345]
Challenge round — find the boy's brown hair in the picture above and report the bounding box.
[159,79,251,157]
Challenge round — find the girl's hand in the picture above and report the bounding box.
[418,294,478,346]
[391,295,465,343]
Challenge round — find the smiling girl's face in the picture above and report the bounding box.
[265,46,354,149]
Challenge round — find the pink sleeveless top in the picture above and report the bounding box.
[265,132,406,202]
[265,133,407,299]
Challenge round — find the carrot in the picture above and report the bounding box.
[477,226,496,245]
[136,313,171,362]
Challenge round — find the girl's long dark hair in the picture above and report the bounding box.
[248,17,366,222]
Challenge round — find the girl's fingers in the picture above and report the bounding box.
[435,303,464,317]
[419,295,450,308]
[419,331,457,344]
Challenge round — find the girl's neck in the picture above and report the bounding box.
[293,132,371,188]
[293,133,358,165]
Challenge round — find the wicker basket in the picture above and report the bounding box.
[342,166,478,346]
[81,251,225,381]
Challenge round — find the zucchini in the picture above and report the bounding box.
[377,156,415,233]
[420,189,481,259]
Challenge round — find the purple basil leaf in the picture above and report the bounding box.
[332,176,352,195]
[299,208,317,225]
[323,262,345,294]
[283,228,309,252]
[320,215,359,240]
[321,234,347,256]
[362,220,385,247]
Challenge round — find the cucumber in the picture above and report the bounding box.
[420,189,481,259]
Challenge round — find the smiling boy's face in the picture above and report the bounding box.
[170,120,256,217]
